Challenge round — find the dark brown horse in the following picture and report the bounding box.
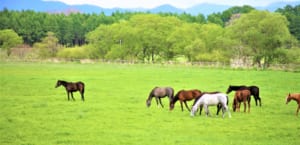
[55,80,85,101]
[226,85,261,106]
[146,87,174,108]
[232,89,251,113]
[169,89,201,111]
[286,93,300,116]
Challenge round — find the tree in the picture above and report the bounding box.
[207,13,224,26]
[33,32,61,58]
[226,10,293,68]
[276,5,300,41]
[0,29,23,56]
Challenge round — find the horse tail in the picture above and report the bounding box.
[171,88,175,100]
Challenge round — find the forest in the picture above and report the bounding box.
[0,5,300,67]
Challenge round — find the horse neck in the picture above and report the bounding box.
[172,95,179,104]
[194,96,202,107]
[60,81,68,87]
[147,92,154,101]
[290,95,300,103]
[231,86,245,90]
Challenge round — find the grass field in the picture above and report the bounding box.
[0,62,299,145]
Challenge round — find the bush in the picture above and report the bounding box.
[57,46,90,59]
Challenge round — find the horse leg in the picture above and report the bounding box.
[80,90,85,101]
[199,105,203,115]
[71,92,75,101]
[67,92,70,101]
[248,101,251,113]
[155,97,159,107]
[258,96,262,107]
[254,96,258,106]
[204,105,209,117]
[296,105,299,116]
[243,101,247,113]
[158,98,164,108]
[180,101,184,111]
[216,104,221,115]
[237,102,241,112]
[184,101,190,111]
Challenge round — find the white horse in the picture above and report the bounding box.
[191,93,231,118]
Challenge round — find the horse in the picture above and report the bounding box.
[192,92,223,116]
[232,89,251,113]
[226,85,261,106]
[286,93,300,116]
[190,93,231,118]
[146,87,174,108]
[55,80,85,101]
[169,89,201,111]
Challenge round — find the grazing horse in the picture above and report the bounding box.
[226,85,261,106]
[169,89,201,111]
[55,80,85,101]
[286,93,300,116]
[146,87,174,108]
[232,90,251,113]
[192,92,223,116]
[191,93,231,118]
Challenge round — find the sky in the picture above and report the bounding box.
[45,0,300,9]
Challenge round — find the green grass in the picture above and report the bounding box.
[0,62,299,145]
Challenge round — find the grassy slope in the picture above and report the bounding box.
[0,62,299,145]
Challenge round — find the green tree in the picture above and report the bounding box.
[33,32,61,58]
[226,10,293,68]
[207,13,224,26]
[0,29,23,56]
[276,5,300,41]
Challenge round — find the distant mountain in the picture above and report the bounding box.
[186,3,230,16]
[256,1,300,11]
[1,0,299,15]
[149,4,184,14]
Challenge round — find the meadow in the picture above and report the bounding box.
[0,62,299,145]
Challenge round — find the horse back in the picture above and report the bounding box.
[198,93,227,106]
[290,93,300,99]
[153,87,167,97]
[176,89,201,101]
[235,89,251,100]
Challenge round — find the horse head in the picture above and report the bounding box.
[55,80,62,88]
[226,85,233,94]
[146,99,151,107]
[169,100,175,110]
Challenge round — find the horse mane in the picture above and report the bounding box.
[58,80,68,86]
[230,85,247,90]
[172,90,185,103]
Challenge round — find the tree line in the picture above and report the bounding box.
[0,5,300,67]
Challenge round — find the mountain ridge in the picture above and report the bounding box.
[1,0,299,15]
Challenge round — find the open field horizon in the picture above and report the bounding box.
[0,62,299,145]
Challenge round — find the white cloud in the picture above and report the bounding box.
[44,0,300,9]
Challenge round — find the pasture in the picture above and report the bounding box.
[0,62,299,145]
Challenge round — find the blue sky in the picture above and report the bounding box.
[45,0,300,8]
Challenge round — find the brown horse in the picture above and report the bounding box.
[286,93,300,116]
[55,80,85,101]
[226,85,261,106]
[169,89,201,111]
[232,89,251,113]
